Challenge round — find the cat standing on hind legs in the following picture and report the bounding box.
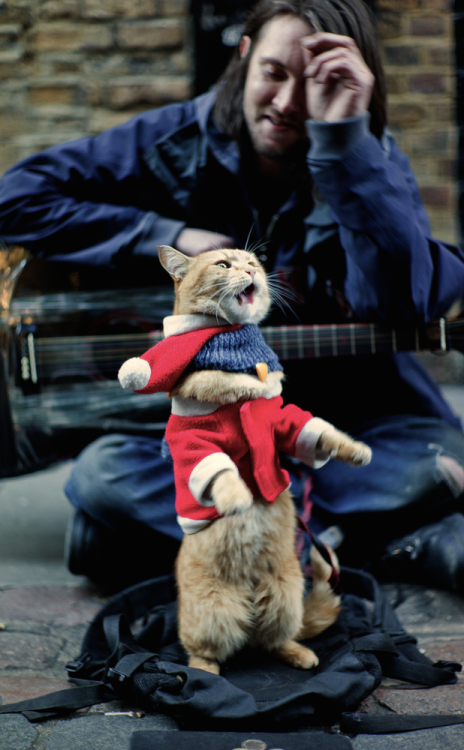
[119,245,372,675]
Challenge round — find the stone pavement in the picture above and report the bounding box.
[1,576,463,750]
[0,425,464,748]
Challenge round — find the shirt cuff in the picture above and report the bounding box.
[295,417,336,469]
[306,113,371,165]
[188,452,239,507]
[131,212,186,258]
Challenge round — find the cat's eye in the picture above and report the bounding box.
[216,261,230,269]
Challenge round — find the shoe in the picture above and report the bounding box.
[64,510,92,576]
[372,513,464,593]
[64,510,118,581]
[64,510,180,591]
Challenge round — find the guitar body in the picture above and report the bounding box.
[0,247,460,478]
[0,248,172,477]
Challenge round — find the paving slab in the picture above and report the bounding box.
[385,584,464,635]
[352,724,464,749]
[1,630,64,670]
[46,714,179,750]
[0,585,102,626]
[0,583,105,707]
[374,680,464,715]
[0,714,39,750]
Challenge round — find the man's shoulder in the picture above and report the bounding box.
[129,90,216,142]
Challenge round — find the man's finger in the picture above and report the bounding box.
[301,31,360,56]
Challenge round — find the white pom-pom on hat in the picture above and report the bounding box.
[118,357,151,391]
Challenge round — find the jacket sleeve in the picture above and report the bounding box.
[273,403,331,467]
[307,116,464,325]
[0,103,191,266]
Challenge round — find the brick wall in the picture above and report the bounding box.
[455,0,464,246]
[0,0,192,174]
[0,0,459,246]
[376,0,458,244]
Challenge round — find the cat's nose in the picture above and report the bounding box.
[246,268,255,278]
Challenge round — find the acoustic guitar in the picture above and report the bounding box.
[0,247,461,477]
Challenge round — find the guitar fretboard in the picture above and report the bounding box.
[19,319,448,387]
[260,321,444,360]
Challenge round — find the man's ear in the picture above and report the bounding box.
[158,245,192,281]
[240,35,251,58]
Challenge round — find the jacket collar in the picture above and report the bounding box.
[163,313,230,338]
[195,89,241,176]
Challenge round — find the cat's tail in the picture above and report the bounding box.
[297,545,342,640]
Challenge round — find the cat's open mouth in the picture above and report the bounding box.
[236,283,255,305]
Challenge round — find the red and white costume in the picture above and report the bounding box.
[119,314,334,534]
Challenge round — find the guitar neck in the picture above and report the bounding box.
[28,320,448,380]
[260,320,448,360]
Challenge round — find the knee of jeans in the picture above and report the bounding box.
[435,452,464,498]
[77,434,127,474]
[64,435,128,512]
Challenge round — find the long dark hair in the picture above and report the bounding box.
[213,0,387,141]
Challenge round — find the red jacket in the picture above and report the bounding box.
[166,396,314,534]
[120,314,329,534]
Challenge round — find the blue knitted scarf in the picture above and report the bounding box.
[192,325,283,374]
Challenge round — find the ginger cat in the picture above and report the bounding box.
[119,246,372,676]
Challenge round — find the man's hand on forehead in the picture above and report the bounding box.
[175,228,235,257]
[300,32,374,123]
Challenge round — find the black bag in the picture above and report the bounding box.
[1,566,462,734]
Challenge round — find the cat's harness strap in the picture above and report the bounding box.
[296,515,341,594]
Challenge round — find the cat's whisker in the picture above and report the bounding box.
[266,274,302,302]
[266,285,301,306]
[243,225,256,254]
[265,281,302,319]
[269,287,298,310]
[198,285,224,298]
[199,276,228,289]
[218,287,235,308]
[197,280,229,297]
[265,293,293,318]
[245,238,270,256]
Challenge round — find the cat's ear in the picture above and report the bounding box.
[158,246,192,281]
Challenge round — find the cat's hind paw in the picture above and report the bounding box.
[272,640,319,670]
[188,655,221,675]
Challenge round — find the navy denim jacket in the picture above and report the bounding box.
[1,90,463,430]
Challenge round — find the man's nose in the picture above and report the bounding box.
[272,80,305,117]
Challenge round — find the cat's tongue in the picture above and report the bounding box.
[237,283,255,305]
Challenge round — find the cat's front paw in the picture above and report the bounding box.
[318,430,372,467]
[118,357,151,391]
[211,470,253,516]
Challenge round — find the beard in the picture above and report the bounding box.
[244,116,309,168]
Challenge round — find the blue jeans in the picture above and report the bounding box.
[64,415,464,552]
